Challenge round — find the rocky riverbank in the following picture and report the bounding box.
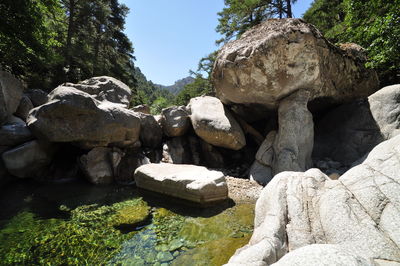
[1,18,399,265]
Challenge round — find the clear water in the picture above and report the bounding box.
[0,179,254,265]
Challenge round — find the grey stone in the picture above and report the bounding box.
[138,113,162,148]
[26,89,48,107]
[162,137,192,164]
[226,135,400,265]
[14,95,34,121]
[0,123,33,146]
[2,140,55,178]
[273,90,314,174]
[65,76,132,107]
[213,19,378,110]
[27,86,141,149]
[0,71,24,125]
[80,147,124,185]
[134,163,228,204]
[116,152,150,185]
[249,160,273,186]
[161,106,190,137]
[188,96,246,150]
[314,84,400,165]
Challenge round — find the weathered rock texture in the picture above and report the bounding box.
[134,163,228,204]
[1,140,55,178]
[0,71,24,125]
[314,84,400,165]
[213,18,379,109]
[80,147,124,185]
[188,96,246,150]
[273,91,313,173]
[116,152,149,185]
[227,135,400,265]
[64,76,132,107]
[27,86,141,149]
[161,106,190,137]
[137,113,162,148]
[251,91,314,185]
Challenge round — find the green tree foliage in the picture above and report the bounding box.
[132,67,174,113]
[216,0,297,44]
[302,0,345,41]
[0,0,65,89]
[175,51,217,106]
[0,0,137,93]
[303,0,400,85]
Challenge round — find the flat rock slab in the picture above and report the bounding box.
[134,163,228,204]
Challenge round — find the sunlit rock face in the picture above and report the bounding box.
[134,163,228,204]
[212,18,379,110]
[27,86,141,149]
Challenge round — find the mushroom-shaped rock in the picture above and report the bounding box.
[27,86,141,149]
[188,96,246,150]
[0,71,24,125]
[134,163,228,204]
[64,76,132,107]
[212,19,379,109]
[161,106,190,137]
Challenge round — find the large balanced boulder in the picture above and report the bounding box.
[188,96,246,150]
[64,76,132,107]
[314,84,400,165]
[0,71,24,125]
[161,106,190,137]
[212,19,378,109]
[134,163,228,204]
[1,140,55,178]
[226,135,400,265]
[27,86,141,149]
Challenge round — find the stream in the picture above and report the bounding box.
[0,179,254,265]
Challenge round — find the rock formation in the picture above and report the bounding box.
[213,19,378,109]
[226,135,400,265]
[314,84,400,166]
[188,96,246,150]
[64,76,132,107]
[27,86,141,149]
[161,106,190,137]
[0,71,23,125]
[213,18,379,181]
[134,163,228,204]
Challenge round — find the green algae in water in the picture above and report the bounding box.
[110,203,255,266]
[0,198,150,265]
[0,191,254,266]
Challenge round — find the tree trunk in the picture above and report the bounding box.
[286,0,292,18]
[64,0,76,78]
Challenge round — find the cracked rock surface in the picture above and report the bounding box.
[226,135,400,265]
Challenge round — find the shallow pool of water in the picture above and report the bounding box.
[0,180,254,265]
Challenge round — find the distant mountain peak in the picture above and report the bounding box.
[156,76,195,95]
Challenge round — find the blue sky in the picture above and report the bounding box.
[120,0,314,85]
